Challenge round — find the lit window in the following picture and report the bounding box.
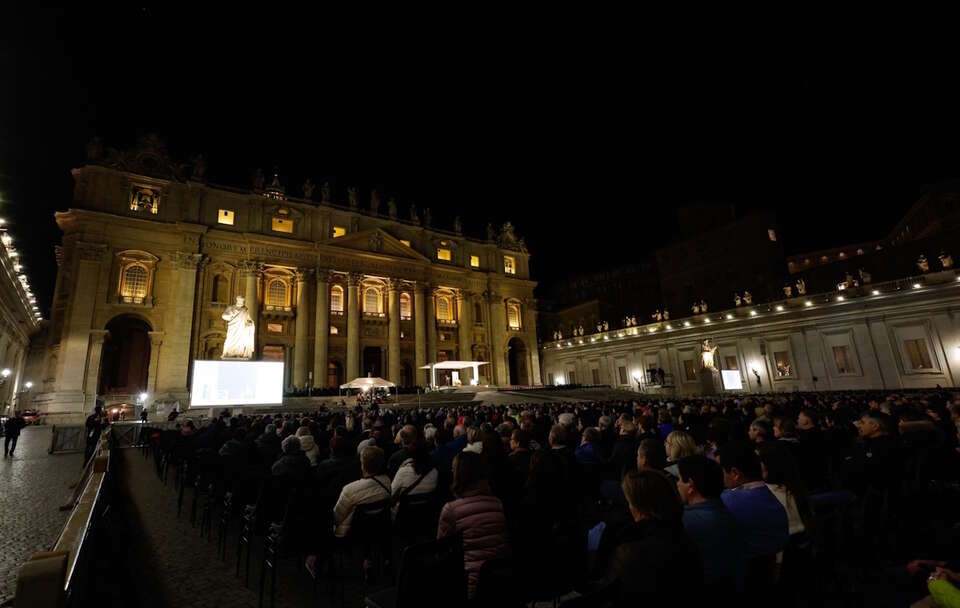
[507,303,521,330]
[120,265,149,304]
[470,255,480,268]
[333,226,346,238]
[904,339,933,370]
[218,209,235,225]
[774,351,792,377]
[400,239,411,247]
[272,216,293,233]
[330,326,339,335]
[437,248,451,261]
[364,288,381,313]
[436,296,452,321]
[832,345,851,374]
[266,279,287,307]
[504,255,516,275]
[330,285,344,312]
[400,293,411,319]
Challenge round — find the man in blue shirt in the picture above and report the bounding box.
[718,442,788,592]
[677,455,746,592]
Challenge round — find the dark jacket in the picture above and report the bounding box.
[271,452,311,484]
[5,416,25,438]
[256,433,282,466]
[575,441,599,465]
[606,435,638,478]
[683,499,746,589]
[601,518,703,607]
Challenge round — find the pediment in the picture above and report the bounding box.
[325,228,430,262]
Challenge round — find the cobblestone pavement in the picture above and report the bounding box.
[0,426,84,603]
[124,451,381,608]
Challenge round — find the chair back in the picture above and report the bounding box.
[351,498,392,544]
[394,535,467,607]
[395,491,440,539]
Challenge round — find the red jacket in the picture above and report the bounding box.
[437,487,510,597]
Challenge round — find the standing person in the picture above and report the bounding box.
[4,411,25,458]
[84,404,109,465]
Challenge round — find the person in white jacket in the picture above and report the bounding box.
[295,426,320,466]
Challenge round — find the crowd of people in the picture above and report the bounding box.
[159,389,960,606]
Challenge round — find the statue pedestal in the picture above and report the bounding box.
[699,370,719,396]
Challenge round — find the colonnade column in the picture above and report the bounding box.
[314,269,330,389]
[243,261,262,357]
[425,283,437,375]
[414,283,427,386]
[488,291,506,385]
[293,268,311,388]
[457,290,473,382]
[388,279,401,385]
[84,330,109,407]
[346,272,361,382]
[524,299,541,385]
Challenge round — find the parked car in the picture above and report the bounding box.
[21,410,40,425]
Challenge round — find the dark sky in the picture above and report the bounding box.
[4,2,960,315]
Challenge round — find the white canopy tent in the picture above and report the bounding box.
[340,375,397,402]
[418,361,490,389]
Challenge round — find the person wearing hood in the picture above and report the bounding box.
[272,435,311,484]
[296,426,320,466]
[256,424,282,467]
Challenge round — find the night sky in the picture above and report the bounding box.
[4,3,960,315]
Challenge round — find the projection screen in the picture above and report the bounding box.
[190,360,284,407]
[720,369,743,390]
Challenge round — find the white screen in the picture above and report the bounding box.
[190,360,284,407]
[721,370,743,390]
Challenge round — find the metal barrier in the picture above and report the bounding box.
[15,428,111,607]
[48,425,85,454]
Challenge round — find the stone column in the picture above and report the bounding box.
[488,292,506,385]
[156,252,202,398]
[243,261,262,356]
[388,278,401,385]
[57,243,106,409]
[313,269,330,388]
[414,283,427,386]
[147,331,164,394]
[84,330,109,407]
[457,290,473,382]
[346,272,362,382]
[293,268,311,388]
[524,299,542,385]
[425,284,437,372]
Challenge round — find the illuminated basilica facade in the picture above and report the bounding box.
[34,136,539,420]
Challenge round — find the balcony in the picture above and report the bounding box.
[437,319,458,328]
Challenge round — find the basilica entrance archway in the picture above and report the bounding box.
[508,337,529,386]
[99,315,152,395]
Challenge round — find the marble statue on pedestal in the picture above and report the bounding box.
[700,339,719,371]
[691,303,700,314]
[796,279,806,296]
[783,285,793,298]
[222,296,255,360]
[917,255,930,273]
[743,292,752,305]
[663,310,670,320]
[939,252,954,269]
[735,293,742,307]
[700,300,708,313]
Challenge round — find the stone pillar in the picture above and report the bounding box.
[457,290,473,382]
[57,243,106,409]
[156,252,202,398]
[147,331,164,394]
[524,300,542,385]
[346,273,361,382]
[414,284,427,386]
[488,292,506,385]
[314,269,330,388]
[243,261,262,357]
[293,268,311,388]
[83,330,109,407]
[388,279,401,385]
[425,284,437,374]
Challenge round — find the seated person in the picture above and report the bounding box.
[333,446,391,538]
[677,455,746,592]
[438,451,510,599]
[593,469,703,606]
[718,442,788,592]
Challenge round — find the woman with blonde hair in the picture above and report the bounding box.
[664,430,698,478]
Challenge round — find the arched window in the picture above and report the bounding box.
[266,279,287,307]
[400,293,412,319]
[211,274,228,303]
[436,296,452,321]
[507,302,522,330]
[120,265,149,304]
[330,285,344,313]
[364,287,381,314]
